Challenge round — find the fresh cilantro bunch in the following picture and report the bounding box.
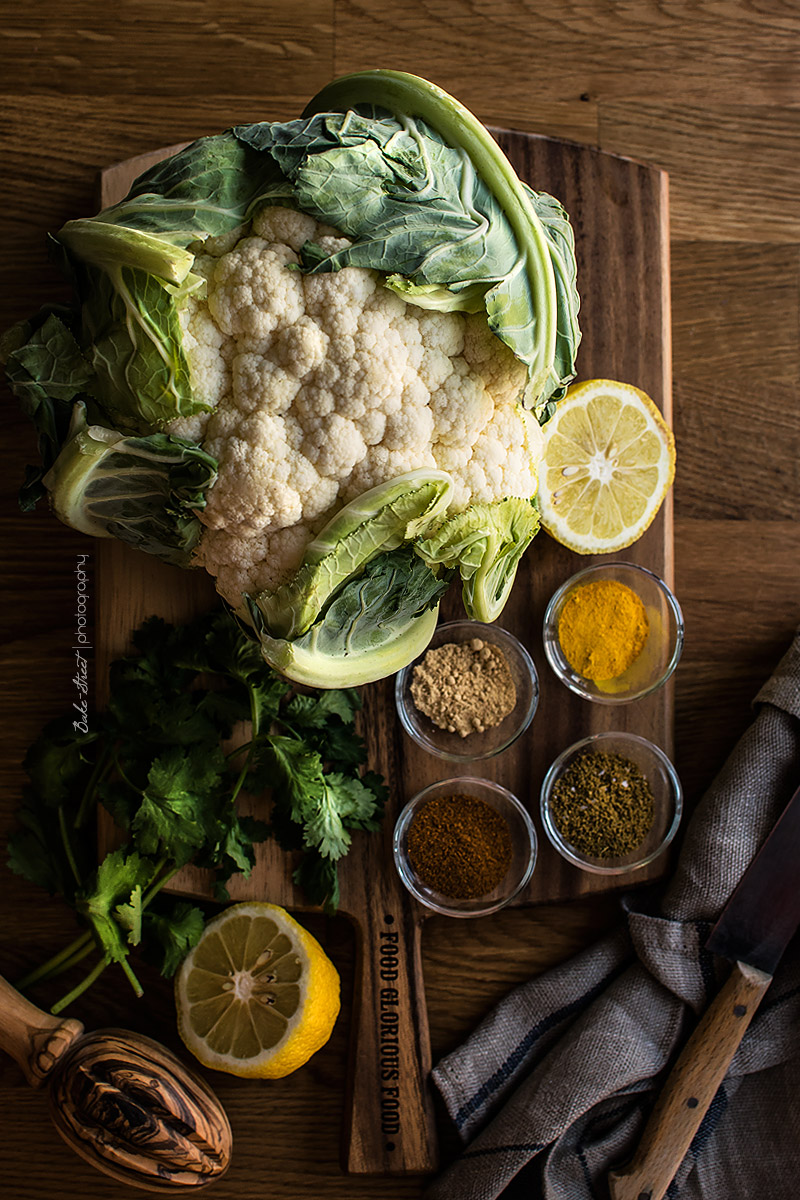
[8,609,386,1013]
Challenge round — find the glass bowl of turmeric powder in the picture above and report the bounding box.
[395,620,539,761]
[393,778,538,916]
[542,562,684,704]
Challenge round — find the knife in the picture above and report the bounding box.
[608,779,800,1200]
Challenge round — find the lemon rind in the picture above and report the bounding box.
[175,901,341,1079]
[538,379,675,554]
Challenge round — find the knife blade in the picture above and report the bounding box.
[705,779,800,972]
[609,780,800,1200]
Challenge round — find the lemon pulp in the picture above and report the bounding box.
[538,379,675,553]
[176,902,340,1079]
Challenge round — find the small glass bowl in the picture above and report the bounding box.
[394,620,539,762]
[393,777,538,917]
[542,562,684,704]
[540,731,683,875]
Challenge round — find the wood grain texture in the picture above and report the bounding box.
[333,0,800,106]
[0,975,83,1087]
[601,103,800,243]
[1,2,335,96]
[2,3,799,1197]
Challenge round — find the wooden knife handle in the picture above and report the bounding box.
[0,975,84,1088]
[608,960,772,1200]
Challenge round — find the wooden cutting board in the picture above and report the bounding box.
[97,129,671,1178]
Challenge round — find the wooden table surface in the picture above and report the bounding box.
[1,3,799,1198]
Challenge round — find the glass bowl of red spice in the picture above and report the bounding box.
[393,778,538,916]
[395,620,539,762]
[540,731,683,875]
[542,562,684,704]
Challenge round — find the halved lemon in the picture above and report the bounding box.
[538,379,675,553]
[175,902,340,1079]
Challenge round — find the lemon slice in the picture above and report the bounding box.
[175,902,340,1079]
[538,379,675,553]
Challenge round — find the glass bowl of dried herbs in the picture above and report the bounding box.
[539,732,683,875]
[394,620,539,762]
[542,562,684,704]
[393,778,538,916]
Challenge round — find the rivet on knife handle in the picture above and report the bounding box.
[608,960,772,1200]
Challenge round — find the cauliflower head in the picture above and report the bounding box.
[170,206,541,608]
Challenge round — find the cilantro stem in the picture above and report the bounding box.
[51,956,109,1015]
[229,684,261,805]
[112,748,143,795]
[16,930,94,990]
[119,957,144,997]
[141,863,180,908]
[225,738,254,759]
[34,938,96,984]
[58,805,82,889]
[74,742,113,830]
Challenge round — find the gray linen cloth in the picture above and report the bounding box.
[427,632,800,1200]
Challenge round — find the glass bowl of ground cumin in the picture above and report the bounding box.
[542,562,684,704]
[393,778,538,916]
[540,732,683,874]
[395,620,539,761]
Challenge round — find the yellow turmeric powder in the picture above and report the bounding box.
[557,579,649,681]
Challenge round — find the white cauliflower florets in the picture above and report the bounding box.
[171,206,537,607]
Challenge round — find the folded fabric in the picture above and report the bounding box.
[427,632,800,1200]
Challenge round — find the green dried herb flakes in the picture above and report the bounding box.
[549,751,655,858]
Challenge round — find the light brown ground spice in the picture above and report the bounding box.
[410,638,516,737]
[407,793,513,898]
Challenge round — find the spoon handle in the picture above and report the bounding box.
[0,975,84,1087]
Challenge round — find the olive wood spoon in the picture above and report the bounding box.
[0,974,232,1191]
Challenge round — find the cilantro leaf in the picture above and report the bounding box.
[266,737,384,866]
[301,720,367,772]
[114,884,143,946]
[132,745,226,864]
[77,848,156,963]
[267,734,327,826]
[23,718,97,808]
[302,774,381,860]
[293,853,340,914]
[283,688,360,729]
[7,787,81,895]
[143,901,205,976]
[9,604,387,1011]
[191,608,287,730]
